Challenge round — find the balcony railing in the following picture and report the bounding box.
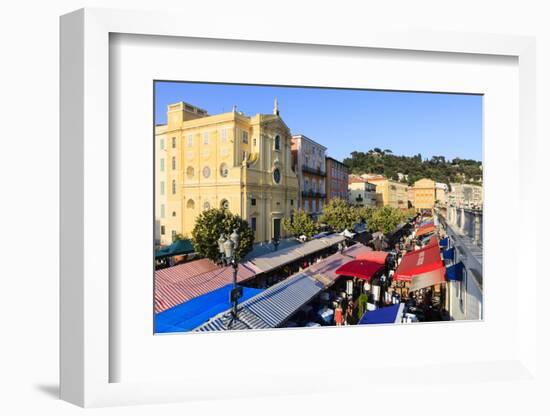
[301,165,326,177]
[301,190,327,199]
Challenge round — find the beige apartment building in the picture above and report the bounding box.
[413,178,436,211]
[348,176,377,207]
[155,100,299,245]
[363,174,408,209]
[448,183,483,209]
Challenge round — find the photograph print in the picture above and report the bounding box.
[153,81,483,334]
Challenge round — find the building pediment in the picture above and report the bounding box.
[260,115,291,135]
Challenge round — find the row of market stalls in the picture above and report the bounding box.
[194,244,373,332]
[155,213,469,332]
[154,234,349,331]
[359,215,466,324]
[305,214,466,326]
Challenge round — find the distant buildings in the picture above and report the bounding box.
[291,134,327,218]
[435,182,448,206]
[413,178,436,211]
[407,186,415,208]
[448,183,483,209]
[155,100,299,245]
[326,157,349,201]
[154,97,481,249]
[363,174,408,209]
[348,175,377,207]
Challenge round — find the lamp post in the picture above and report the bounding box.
[218,229,243,328]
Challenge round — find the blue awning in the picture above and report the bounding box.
[155,284,264,333]
[439,237,449,248]
[358,303,404,325]
[446,261,464,281]
[195,273,325,331]
[442,246,455,260]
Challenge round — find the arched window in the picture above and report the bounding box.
[171,180,176,194]
[172,156,176,170]
[274,135,281,151]
[186,166,195,179]
[203,201,211,210]
[186,199,195,209]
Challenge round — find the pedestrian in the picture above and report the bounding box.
[345,300,354,325]
[363,279,371,295]
[334,304,343,326]
[406,292,416,309]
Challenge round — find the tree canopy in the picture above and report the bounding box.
[343,149,482,186]
[191,208,254,262]
[319,198,359,232]
[367,206,406,234]
[282,209,319,239]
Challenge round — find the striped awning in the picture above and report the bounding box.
[154,260,257,313]
[355,250,388,265]
[195,273,325,331]
[335,260,384,281]
[305,244,373,286]
[409,268,446,291]
[247,234,345,273]
[394,243,444,283]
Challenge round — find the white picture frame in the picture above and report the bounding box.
[60,7,538,407]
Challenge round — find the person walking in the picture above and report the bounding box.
[334,304,343,326]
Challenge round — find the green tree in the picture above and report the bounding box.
[191,208,254,262]
[282,209,318,239]
[368,206,405,234]
[356,206,375,225]
[354,293,370,321]
[172,232,189,241]
[319,198,359,232]
[343,149,481,186]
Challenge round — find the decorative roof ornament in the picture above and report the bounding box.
[273,97,279,116]
[232,104,237,113]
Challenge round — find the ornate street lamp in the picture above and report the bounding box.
[217,234,226,265]
[218,229,243,328]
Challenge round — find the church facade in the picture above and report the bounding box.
[155,100,299,245]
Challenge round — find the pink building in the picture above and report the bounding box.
[326,157,349,201]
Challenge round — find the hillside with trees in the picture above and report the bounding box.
[343,148,482,186]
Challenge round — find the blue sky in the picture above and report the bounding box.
[155,81,482,162]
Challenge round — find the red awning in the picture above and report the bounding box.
[409,268,446,292]
[394,244,444,283]
[335,260,384,281]
[305,244,372,286]
[425,235,439,247]
[355,251,389,265]
[416,224,435,237]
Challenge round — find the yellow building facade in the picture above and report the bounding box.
[413,178,436,211]
[155,101,299,245]
[366,176,408,209]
